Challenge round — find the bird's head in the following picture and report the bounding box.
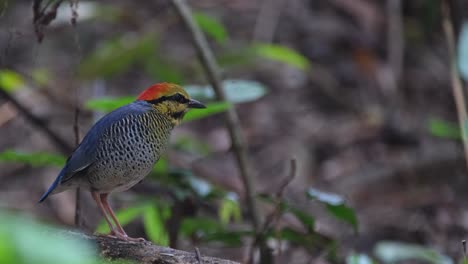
[137,83,206,125]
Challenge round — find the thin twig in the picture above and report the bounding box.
[170,0,261,243]
[442,1,468,168]
[70,0,83,229]
[0,88,73,154]
[386,0,403,90]
[194,247,203,264]
[248,159,297,264]
[252,0,285,42]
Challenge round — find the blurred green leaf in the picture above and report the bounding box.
[31,68,50,86]
[79,34,156,79]
[219,194,241,225]
[218,48,256,68]
[95,202,148,234]
[143,203,170,246]
[173,136,211,155]
[428,118,461,140]
[458,22,468,81]
[193,12,228,44]
[145,59,184,84]
[374,241,453,264]
[180,217,223,237]
[346,253,375,264]
[183,101,231,122]
[0,150,66,167]
[152,156,168,175]
[0,69,25,92]
[0,211,100,264]
[85,96,134,112]
[254,43,310,70]
[307,188,357,231]
[184,79,268,104]
[180,216,247,246]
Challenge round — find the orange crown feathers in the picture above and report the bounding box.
[137,83,174,101]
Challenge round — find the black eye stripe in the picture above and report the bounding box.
[146,93,189,104]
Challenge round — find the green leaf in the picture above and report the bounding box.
[95,202,148,234]
[374,241,453,264]
[184,79,268,104]
[219,194,241,225]
[307,188,358,231]
[193,12,228,44]
[0,69,25,93]
[458,22,468,81]
[0,150,66,167]
[0,211,99,264]
[253,43,311,70]
[428,118,461,140]
[143,203,170,246]
[84,96,134,112]
[183,101,231,122]
[79,34,156,79]
[325,204,358,232]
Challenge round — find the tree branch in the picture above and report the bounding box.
[0,88,73,155]
[63,231,239,264]
[170,0,261,236]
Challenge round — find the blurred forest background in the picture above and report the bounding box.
[2,0,468,263]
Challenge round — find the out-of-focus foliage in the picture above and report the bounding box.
[346,253,376,264]
[0,150,66,167]
[374,241,453,264]
[184,101,231,121]
[458,21,468,81]
[218,194,241,225]
[84,96,135,112]
[193,12,228,44]
[79,34,156,79]
[143,202,171,246]
[0,211,109,264]
[253,43,311,70]
[307,188,358,232]
[428,118,461,140]
[0,69,25,92]
[184,79,268,104]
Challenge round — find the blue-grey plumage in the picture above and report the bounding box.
[38,83,205,240]
[39,100,173,202]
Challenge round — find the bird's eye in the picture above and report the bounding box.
[172,93,188,103]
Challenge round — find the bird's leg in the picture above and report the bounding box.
[91,191,118,236]
[100,193,145,242]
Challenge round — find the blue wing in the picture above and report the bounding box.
[38,101,151,202]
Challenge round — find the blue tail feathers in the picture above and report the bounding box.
[38,168,65,203]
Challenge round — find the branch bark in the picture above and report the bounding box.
[170,0,261,236]
[0,88,73,155]
[63,231,239,264]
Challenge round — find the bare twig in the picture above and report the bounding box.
[70,0,83,229]
[386,0,403,90]
[33,0,65,42]
[248,159,297,264]
[170,0,261,244]
[0,88,73,154]
[442,1,468,168]
[252,0,285,42]
[194,247,203,264]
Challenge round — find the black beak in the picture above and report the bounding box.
[188,98,206,109]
